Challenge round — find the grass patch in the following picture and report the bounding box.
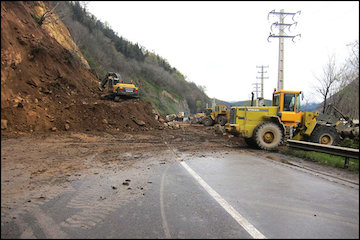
[280,148,359,172]
[340,137,359,149]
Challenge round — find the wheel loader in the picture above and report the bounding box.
[100,72,138,101]
[203,105,230,126]
[224,89,342,150]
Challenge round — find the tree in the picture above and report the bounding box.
[36,2,59,26]
[330,41,359,119]
[314,55,341,113]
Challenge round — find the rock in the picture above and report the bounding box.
[102,119,108,124]
[50,127,57,132]
[1,119,8,130]
[133,119,145,126]
[64,123,70,131]
[168,122,180,129]
[166,114,176,122]
[214,124,224,134]
[122,182,129,186]
[111,186,117,190]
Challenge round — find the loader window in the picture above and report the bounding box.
[296,94,301,113]
[272,93,280,106]
[283,93,295,112]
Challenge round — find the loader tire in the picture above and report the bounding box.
[217,115,227,126]
[254,122,283,150]
[310,126,339,146]
[203,117,214,126]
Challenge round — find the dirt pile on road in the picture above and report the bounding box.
[1,1,161,136]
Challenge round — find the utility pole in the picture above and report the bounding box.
[252,82,261,106]
[268,9,301,90]
[256,65,269,99]
[252,82,260,99]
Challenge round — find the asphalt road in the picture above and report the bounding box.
[1,151,359,239]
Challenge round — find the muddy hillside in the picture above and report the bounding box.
[1,1,162,136]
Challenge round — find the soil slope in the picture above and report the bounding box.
[1,1,162,136]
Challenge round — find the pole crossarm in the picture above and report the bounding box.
[267,34,301,43]
[271,22,298,32]
[268,10,301,21]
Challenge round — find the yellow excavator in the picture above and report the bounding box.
[100,72,139,101]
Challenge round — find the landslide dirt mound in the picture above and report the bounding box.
[1,1,161,136]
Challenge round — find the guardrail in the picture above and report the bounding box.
[286,139,359,168]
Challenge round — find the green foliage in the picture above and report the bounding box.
[31,13,41,25]
[340,136,359,149]
[280,148,359,171]
[196,100,202,113]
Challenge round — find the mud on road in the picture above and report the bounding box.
[1,123,358,236]
[1,124,237,223]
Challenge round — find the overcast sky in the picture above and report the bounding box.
[86,1,359,103]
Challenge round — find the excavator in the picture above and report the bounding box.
[100,72,139,101]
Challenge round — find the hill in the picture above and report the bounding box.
[53,1,211,115]
[1,1,162,135]
[315,78,359,119]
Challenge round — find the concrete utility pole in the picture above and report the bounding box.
[268,9,301,90]
[256,65,269,99]
[252,82,260,99]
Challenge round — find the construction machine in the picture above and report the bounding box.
[203,104,230,126]
[175,112,185,122]
[100,72,138,101]
[225,89,343,150]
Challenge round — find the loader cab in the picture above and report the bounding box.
[215,105,227,113]
[272,89,303,127]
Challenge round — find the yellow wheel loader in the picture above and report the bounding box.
[225,89,341,150]
[100,72,139,101]
[203,105,230,126]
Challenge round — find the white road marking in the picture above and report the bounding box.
[180,161,266,239]
[160,164,172,238]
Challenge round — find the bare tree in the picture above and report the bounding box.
[37,2,60,26]
[331,41,359,119]
[314,55,342,113]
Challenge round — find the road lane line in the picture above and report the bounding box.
[160,164,172,238]
[30,206,68,239]
[180,161,266,239]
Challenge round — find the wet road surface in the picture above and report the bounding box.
[2,149,358,239]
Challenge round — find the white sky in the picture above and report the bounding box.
[86,1,359,103]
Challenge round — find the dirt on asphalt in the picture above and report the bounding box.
[2,123,358,224]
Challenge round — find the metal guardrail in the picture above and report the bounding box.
[286,139,359,168]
